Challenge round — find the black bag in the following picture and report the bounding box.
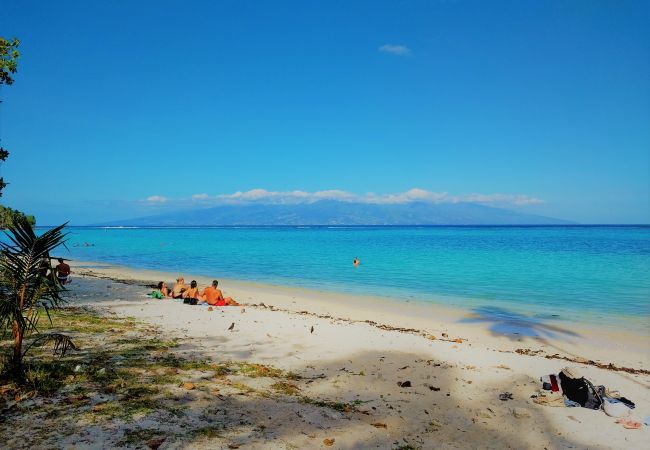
[558,372,602,409]
[183,297,198,305]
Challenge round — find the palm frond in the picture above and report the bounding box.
[0,217,68,316]
[0,217,70,378]
[22,333,77,358]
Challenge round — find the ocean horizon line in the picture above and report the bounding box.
[36,223,650,229]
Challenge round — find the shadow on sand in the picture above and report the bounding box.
[11,277,627,448]
[459,305,581,341]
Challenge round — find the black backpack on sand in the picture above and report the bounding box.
[558,370,602,410]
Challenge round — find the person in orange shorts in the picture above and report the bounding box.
[199,280,240,306]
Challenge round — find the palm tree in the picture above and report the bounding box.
[0,216,75,379]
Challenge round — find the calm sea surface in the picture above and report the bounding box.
[54,226,650,327]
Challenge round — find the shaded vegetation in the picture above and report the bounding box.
[0,306,362,448]
[0,218,70,379]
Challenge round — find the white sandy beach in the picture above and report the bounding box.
[74,261,650,370]
[52,261,650,449]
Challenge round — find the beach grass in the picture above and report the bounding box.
[0,306,363,448]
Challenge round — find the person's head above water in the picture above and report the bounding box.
[190,280,197,289]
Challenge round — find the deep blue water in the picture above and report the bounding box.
[53,226,650,326]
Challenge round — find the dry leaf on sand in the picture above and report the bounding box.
[146,437,166,449]
[323,438,335,446]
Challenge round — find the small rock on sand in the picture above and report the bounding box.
[512,407,531,419]
[477,409,495,419]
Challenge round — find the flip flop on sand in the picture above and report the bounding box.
[616,418,641,429]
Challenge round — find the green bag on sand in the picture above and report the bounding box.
[150,290,164,299]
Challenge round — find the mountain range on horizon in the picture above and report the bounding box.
[94,200,572,226]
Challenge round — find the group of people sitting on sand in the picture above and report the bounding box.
[152,277,239,306]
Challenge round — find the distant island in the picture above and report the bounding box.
[96,200,571,226]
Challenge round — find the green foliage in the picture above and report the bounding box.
[0,36,20,199]
[0,205,36,228]
[270,380,300,395]
[0,216,70,379]
[0,37,19,86]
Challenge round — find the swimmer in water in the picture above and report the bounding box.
[353,257,360,267]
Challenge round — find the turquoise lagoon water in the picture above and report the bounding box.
[56,226,649,327]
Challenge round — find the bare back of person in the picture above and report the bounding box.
[200,280,239,306]
[183,287,200,299]
[171,278,189,298]
[57,262,71,277]
[55,259,71,284]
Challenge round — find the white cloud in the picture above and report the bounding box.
[218,189,280,202]
[456,194,544,206]
[138,190,543,208]
[313,190,356,201]
[190,188,543,207]
[367,188,449,204]
[378,44,412,56]
[215,189,359,204]
[146,195,168,203]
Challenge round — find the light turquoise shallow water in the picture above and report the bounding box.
[56,226,650,327]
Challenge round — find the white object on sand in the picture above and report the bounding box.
[603,398,631,418]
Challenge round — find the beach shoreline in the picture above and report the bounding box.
[3,261,647,448]
[70,259,649,372]
[61,225,650,329]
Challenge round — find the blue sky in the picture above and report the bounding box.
[1,0,648,224]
